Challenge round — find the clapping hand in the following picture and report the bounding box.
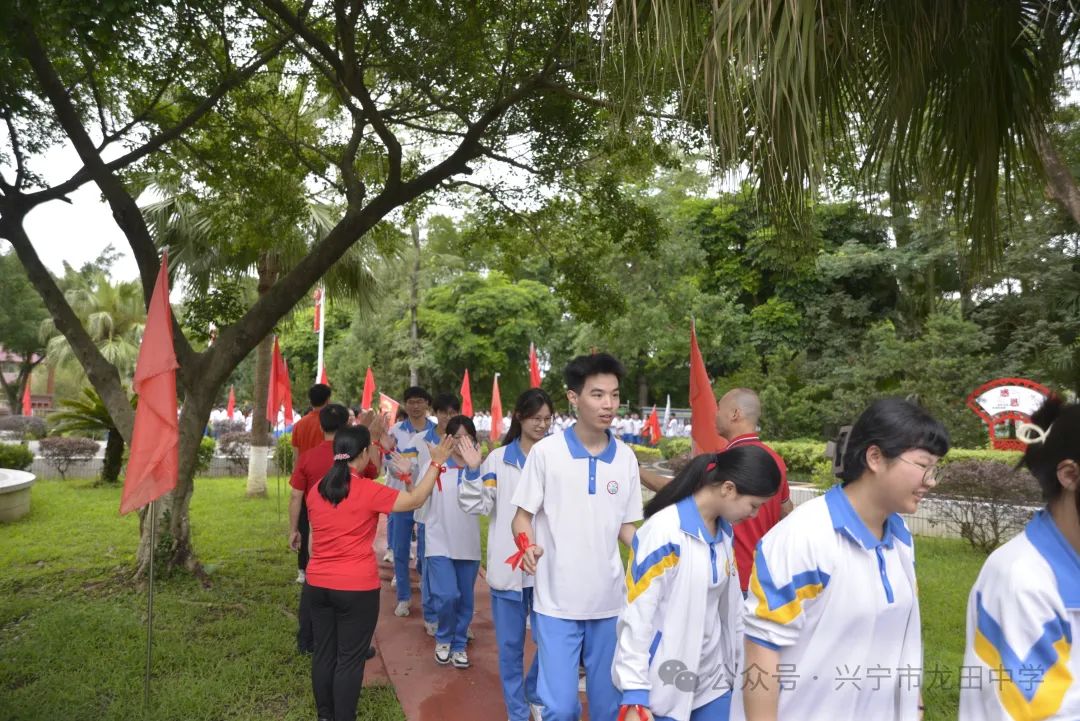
[428,434,455,467]
[389,451,412,477]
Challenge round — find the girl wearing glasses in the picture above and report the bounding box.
[459,388,555,721]
[739,397,949,721]
[960,397,1079,720]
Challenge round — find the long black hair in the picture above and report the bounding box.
[318,425,371,506]
[645,445,781,518]
[503,388,555,446]
[839,398,950,486]
[1020,396,1080,508]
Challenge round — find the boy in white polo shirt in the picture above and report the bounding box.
[511,353,644,721]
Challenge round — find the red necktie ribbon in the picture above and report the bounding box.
[505,532,532,570]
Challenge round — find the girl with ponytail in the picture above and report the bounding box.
[303,426,453,721]
[960,397,1080,720]
[458,388,555,720]
[614,444,781,721]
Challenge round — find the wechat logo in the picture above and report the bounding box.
[657,659,699,692]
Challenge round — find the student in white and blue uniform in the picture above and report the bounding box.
[960,397,1080,721]
[460,388,556,721]
[737,398,949,721]
[387,386,435,617]
[414,413,482,669]
[512,353,644,721]
[614,446,781,721]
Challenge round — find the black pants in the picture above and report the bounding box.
[305,584,380,721]
[297,502,313,652]
[298,501,310,570]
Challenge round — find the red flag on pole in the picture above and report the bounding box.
[319,366,329,386]
[689,322,726,455]
[226,385,236,420]
[491,375,504,442]
[313,288,322,332]
[460,369,473,417]
[529,343,542,388]
[120,254,179,515]
[21,374,32,416]
[267,338,294,427]
[643,406,662,445]
[360,367,375,410]
[281,358,294,426]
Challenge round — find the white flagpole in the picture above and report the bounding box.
[663,394,672,427]
[315,286,326,383]
[143,499,157,714]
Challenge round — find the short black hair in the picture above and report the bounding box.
[433,392,461,414]
[1020,396,1080,502]
[446,415,478,442]
[403,386,432,403]
[318,404,350,434]
[309,384,332,407]
[564,352,625,394]
[840,398,950,485]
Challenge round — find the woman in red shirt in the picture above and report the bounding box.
[304,425,454,721]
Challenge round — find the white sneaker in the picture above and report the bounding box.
[295,569,305,584]
[394,601,410,617]
[529,704,544,721]
[450,650,470,669]
[466,626,475,641]
[424,620,437,637]
[434,643,451,665]
[382,549,393,563]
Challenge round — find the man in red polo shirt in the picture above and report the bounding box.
[714,388,792,594]
[291,383,333,457]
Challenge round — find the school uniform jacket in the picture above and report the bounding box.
[613,497,743,720]
[457,440,534,594]
[959,509,1079,721]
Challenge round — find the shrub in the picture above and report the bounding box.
[657,437,691,460]
[195,436,215,476]
[930,460,1042,554]
[39,437,100,480]
[0,442,34,470]
[210,419,246,437]
[0,415,47,440]
[274,433,294,475]
[218,432,251,475]
[630,444,662,463]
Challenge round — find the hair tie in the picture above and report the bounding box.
[333,453,351,461]
[1017,422,1052,446]
[705,462,717,472]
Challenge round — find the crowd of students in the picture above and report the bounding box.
[285,354,1079,721]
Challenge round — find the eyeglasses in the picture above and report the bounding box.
[896,455,942,483]
[525,416,553,426]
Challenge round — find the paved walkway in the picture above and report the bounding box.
[367,516,549,720]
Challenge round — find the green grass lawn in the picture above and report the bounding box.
[0,476,404,721]
[0,478,986,721]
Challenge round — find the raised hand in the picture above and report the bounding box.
[428,434,455,467]
[457,436,483,469]
[389,451,412,477]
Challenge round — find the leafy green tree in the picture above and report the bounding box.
[0,249,49,411]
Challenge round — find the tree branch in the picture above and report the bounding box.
[3,112,28,190]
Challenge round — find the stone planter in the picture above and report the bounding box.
[0,469,35,522]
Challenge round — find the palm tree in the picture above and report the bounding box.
[49,386,134,483]
[605,1,1080,266]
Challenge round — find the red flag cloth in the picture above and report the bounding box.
[643,406,662,445]
[505,532,532,570]
[360,367,375,410]
[378,393,399,426]
[490,375,504,441]
[226,385,235,420]
[460,369,473,417]
[529,343,542,388]
[281,358,294,426]
[689,323,727,454]
[21,375,31,416]
[319,366,329,386]
[313,288,322,332]
[120,254,179,515]
[267,338,294,427]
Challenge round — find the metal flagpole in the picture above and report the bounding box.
[144,499,157,715]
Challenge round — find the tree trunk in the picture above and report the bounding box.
[100,429,124,484]
[408,222,421,386]
[637,367,649,410]
[246,253,277,498]
[1034,128,1080,229]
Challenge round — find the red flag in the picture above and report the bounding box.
[460,369,473,417]
[267,338,294,427]
[21,374,31,416]
[529,343,542,388]
[643,406,662,445]
[226,385,236,420]
[281,358,294,426]
[378,393,400,425]
[319,366,329,386]
[313,288,322,332]
[360,367,375,410]
[689,322,726,454]
[491,375,504,441]
[120,253,179,515]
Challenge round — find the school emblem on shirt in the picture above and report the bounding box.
[606,480,619,495]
